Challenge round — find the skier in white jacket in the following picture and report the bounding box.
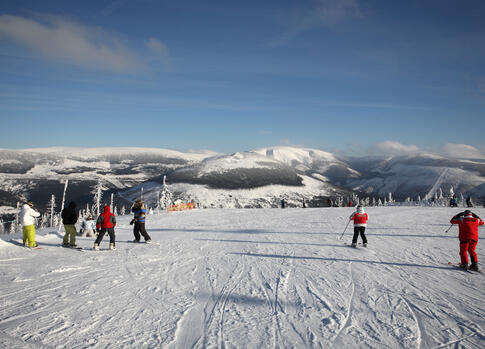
[80,216,96,237]
[20,201,41,247]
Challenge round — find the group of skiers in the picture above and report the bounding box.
[18,199,483,271]
[346,205,483,271]
[19,199,151,251]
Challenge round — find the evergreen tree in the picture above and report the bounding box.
[159,176,174,210]
[49,194,56,227]
[92,181,105,217]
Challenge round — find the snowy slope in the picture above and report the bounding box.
[252,146,360,181]
[1,207,484,348]
[348,155,485,199]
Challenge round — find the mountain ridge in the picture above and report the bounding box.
[1,146,484,213]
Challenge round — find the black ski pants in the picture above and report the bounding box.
[352,226,367,244]
[133,222,151,241]
[95,228,115,246]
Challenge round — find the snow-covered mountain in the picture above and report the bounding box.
[120,150,350,209]
[0,147,218,213]
[346,154,485,200]
[1,146,485,214]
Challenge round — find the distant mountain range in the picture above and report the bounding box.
[1,146,485,214]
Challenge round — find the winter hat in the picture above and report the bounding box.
[464,210,472,216]
[357,205,365,213]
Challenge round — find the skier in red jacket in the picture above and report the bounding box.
[450,210,483,271]
[94,205,117,250]
[350,205,368,247]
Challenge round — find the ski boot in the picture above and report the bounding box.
[351,243,357,248]
[133,239,140,243]
[145,240,152,244]
[469,262,479,271]
[93,243,99,251]
[109,243,116,250]
[363,243,368,248]
[458,263,468,270]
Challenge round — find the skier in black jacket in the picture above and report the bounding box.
[62,201,79,247]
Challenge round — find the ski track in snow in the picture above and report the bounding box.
[1,207,485,348]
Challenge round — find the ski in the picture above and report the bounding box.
[125,240,159,245]
[344,242,367,248]
[447,262,481,274]
[60,245,83,250]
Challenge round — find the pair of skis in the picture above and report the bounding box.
[447,262,482,274]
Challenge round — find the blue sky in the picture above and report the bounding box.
[0,0,484,156]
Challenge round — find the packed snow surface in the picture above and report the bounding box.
[1,207,484,348]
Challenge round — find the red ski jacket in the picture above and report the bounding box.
[450,214,483,241]
[96,206,117,230]
[350,212,368,227]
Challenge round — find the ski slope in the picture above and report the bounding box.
[1,207,484,348]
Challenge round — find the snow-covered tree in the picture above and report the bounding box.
[53,214,59,228]
[0,220,4,234]
[39,213,49,229]
[120,206,126,216]
[49,194,56,227]
[159,176,174,210]
[449,186,455,197]
[92,181,105,217]
[377,198,382,206]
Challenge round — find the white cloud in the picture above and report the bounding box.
[271,0,363,46]
[146,38,170,64]
[373,141,422,156]
[442,143,485,159]
[0,14,143,72]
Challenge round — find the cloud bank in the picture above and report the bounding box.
[373,141,422,156]
[0,14,169,73]
[442,143,485,159]
[370,141,485,160]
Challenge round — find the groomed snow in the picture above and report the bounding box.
[1,207,484,348]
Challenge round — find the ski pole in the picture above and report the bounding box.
[445,224,453,233]
[339,220,351,240]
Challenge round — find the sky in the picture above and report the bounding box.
[0,0,484,157]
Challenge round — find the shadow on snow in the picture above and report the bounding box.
[230,252,452,271]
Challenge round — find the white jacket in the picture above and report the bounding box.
[81,219,96,230]
[20,204,40,226]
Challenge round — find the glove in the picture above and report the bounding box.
[129,219,135,225]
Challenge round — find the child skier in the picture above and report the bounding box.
[80,216,96,237]
[349,205,368,247]
[131,199,151,243]
[94,205,117,250]
[450,210,483,271]
[20,200,40,247]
